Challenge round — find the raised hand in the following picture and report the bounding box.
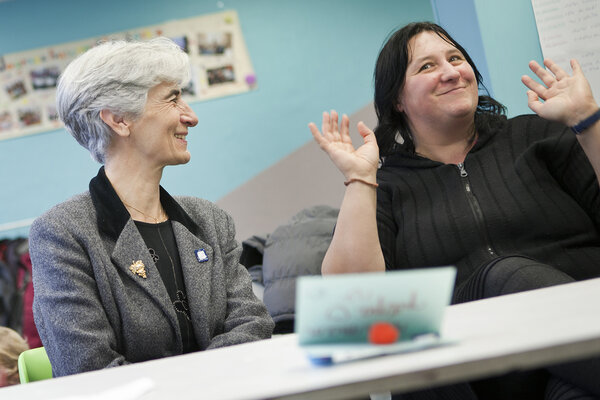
[308,110,379,181]
[521,59,598,127]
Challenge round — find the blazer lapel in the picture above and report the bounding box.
[171,221,215,343]
[111,220,179,333]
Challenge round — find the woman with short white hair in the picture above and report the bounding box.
[29,37,274,377]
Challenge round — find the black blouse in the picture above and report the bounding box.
[135,220,199,354]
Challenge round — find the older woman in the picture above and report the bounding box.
[29,37,274,377]
[310,22,600,399]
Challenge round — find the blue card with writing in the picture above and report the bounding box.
[295,266,456,346]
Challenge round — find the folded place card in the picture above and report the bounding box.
[295,266,457,365]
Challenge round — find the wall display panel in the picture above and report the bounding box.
[531,0,600,98]
[0,10,255,141]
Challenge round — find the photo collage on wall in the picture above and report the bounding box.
[0,10,256,141]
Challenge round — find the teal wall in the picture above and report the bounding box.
[473,0,544,117]
[0,0,547,238]
[0,0,434,237]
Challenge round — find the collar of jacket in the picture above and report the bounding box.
[89,166,202,242]
[380,118,505,169]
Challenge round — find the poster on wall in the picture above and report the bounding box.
[531,0,599,98]
[0,10,256,141]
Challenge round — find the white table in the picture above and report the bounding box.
[2,278,600,400]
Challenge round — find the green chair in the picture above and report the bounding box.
[18,346,52,383]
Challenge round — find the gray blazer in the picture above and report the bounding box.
[30,168,274,377]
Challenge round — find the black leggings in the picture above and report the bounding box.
[394,256,600,400]
[454,255,575,303]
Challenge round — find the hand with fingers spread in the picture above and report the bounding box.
[521,59,598,127]
[309,110,380,182]
[308,110,385,275]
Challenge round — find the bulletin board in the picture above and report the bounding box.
[531,0,600,98]
[0,10,256,141]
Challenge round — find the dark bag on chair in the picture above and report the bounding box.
[0,238,30,333]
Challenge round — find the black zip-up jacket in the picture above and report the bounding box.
[376,114,600,294]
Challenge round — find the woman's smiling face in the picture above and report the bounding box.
[126,82,199,167]
[397,31,479,135]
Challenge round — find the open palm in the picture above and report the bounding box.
[309,110,379,180]
[521,59,597,127]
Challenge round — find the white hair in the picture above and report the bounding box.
[56,37,191,163]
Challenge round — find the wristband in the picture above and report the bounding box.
[344,178,379,188]
[570,108,600,135]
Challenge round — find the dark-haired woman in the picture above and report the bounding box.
[310,22,600,399]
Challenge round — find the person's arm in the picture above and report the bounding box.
[29,213,128,377]
[522,59,600,184]
[309,110,385,274]
[206,211,274,349]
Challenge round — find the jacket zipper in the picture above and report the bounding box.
[456,163,496,257]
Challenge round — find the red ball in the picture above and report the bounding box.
[368,322,400,344]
